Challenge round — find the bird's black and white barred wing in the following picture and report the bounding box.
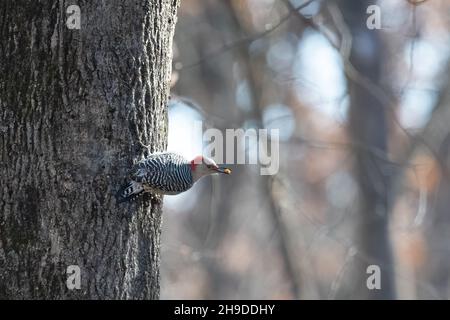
[131,152,193,194]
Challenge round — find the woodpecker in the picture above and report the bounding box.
[116,152,231,203]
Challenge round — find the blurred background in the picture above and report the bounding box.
[160,0,450,299]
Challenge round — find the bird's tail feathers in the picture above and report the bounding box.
[116,181,144,203]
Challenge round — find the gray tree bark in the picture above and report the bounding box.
[0,0,179,299]
[337,0,396,299]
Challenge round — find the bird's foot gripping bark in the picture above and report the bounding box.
[140,192,162,207]
[151,193,163,204]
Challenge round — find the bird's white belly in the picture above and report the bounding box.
[142,184,183,195]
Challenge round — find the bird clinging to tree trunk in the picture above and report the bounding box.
[116,152,231,203]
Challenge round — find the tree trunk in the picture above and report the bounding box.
[337,0,396,299]
[0,0,179,299]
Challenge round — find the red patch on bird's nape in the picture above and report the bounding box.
[190,155,203,171]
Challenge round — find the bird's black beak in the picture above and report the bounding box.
[216,167,231,174]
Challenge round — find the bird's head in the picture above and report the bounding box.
[190,155,231,181]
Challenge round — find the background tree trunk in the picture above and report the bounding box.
[337,0,396,299]
[0,0,179,299]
